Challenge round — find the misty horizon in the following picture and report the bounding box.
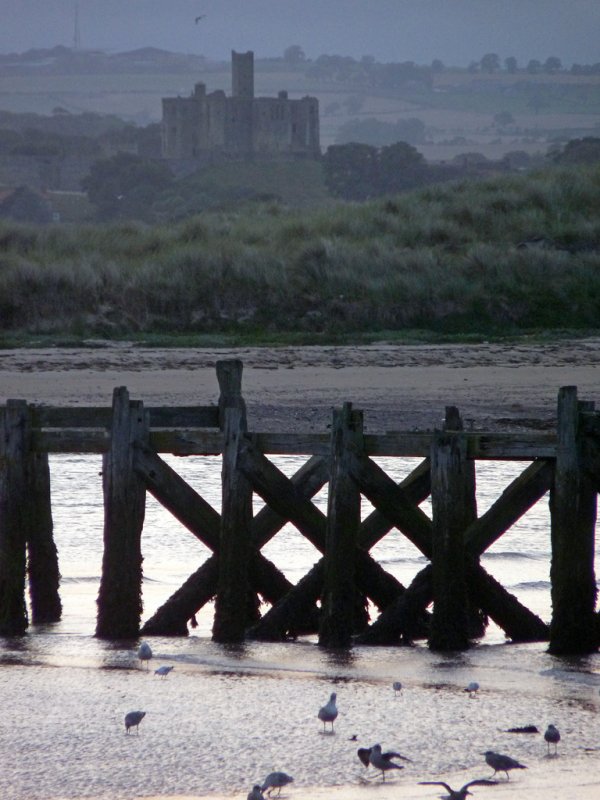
[1,0,599,68]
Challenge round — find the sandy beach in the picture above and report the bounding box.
[1,338,600,800]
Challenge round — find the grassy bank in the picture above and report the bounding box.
[1,162,599,343]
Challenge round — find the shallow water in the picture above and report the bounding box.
[1,454,600,799]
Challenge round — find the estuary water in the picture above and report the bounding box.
[1,454,600,800]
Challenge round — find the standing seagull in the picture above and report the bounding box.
[419,779,497,799]
[368,743,411,780]
[482,750,527,780]
[318,692,338,732]
[124,710,146,734]
[137,641,152,669]
[544,724,560,754]
[465,681,479,698]
[261,772,294,796]
[393,681,403,696]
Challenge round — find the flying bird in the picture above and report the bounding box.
[247,786,266,800]
[137,641,152,669]
[482,750,527,780]
[318,691,338,732]
[261,772,294,796]
[124,710,146,734]
[544,723,560,754]
[368,743,411,780]
[154,665,174,678]
[419,779,497,800]
[195,14,206,23]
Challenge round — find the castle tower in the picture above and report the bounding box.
[232,50,254,98]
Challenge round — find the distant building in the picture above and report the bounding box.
[161,50,320,162]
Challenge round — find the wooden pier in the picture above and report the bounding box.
[1,360,598,654]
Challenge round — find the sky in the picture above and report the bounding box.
[0,0,599,68]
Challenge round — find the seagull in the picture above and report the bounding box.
[544,724,560,754]
[318,692,338,732]
[419,779,498,799]
[261,772,294,796]
[357,747,372,768]
[247,786,266,800]
[195,14,206,23]
[482,750,527,780]
[393,681,402,695]
[137,641,152,669]
[154,665,174,678]
[368,743,411,780]
[124,710,146,734]
[465,681,479,697]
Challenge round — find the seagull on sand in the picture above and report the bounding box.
[261,772,294,796]
[393,681,403,695]
[318,691,338,732]
[482,750,527,780]
[544,723,560,754]
[137,641,152,669]
[368,743,411,780]
[124,710,146,734]
[154,665,174,678]
[357,747,372,768]
[465,681,479,697]
[419,779,498,799]
[247,786,266,800]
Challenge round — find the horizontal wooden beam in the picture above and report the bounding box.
[30,405,219,429]
[31,426,558,459]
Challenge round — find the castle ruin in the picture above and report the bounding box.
[161,51,320,161]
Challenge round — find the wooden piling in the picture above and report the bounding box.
[428,407,475,651]
[0,400,30,635]
[212,359,256,643]
[96,387,148,639]
[549,387,598,654]
[26,450,62,623]
[319,402,363,648]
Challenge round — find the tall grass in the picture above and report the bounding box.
[1,163,599,340]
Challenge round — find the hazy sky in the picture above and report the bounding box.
[1,0,599,67]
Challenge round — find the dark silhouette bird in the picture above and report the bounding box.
[368,743,411,780]
[247,786,265,800]
[318,691,338,732]
[393,681,403,696]
[419,779,497,799]
[544,723,560,754]
[261,772,294,796]
[154,665,174,678]
[124,710,146,734]
[137,641,152,669]
[357,747,372,768]
[195,14,206,23]
[465,681,479,698]
[482,750,527,780]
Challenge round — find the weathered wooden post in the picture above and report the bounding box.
[549,387,598,654]
[428,406,475,651]
[96,388,148,639]
[0,400,30,635]
[27,450,62,623]
[212,359,255,643]
[319,402,363,648]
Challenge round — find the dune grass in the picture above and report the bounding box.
[1,162,599,344]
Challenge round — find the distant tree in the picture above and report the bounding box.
[0,186,52,224]
[526,59,542,75]
[431,59,445,73]
[378,141,426,193]
[82,152,173,220]
[527,94,548,114]
[504,56,518,74]
[480,53,501,74]
[323,143,378,200]
[551,137,600,164]
[544,56,562,74]
[283,45,306,64]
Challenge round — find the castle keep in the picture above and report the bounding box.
[161,51,320,161]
